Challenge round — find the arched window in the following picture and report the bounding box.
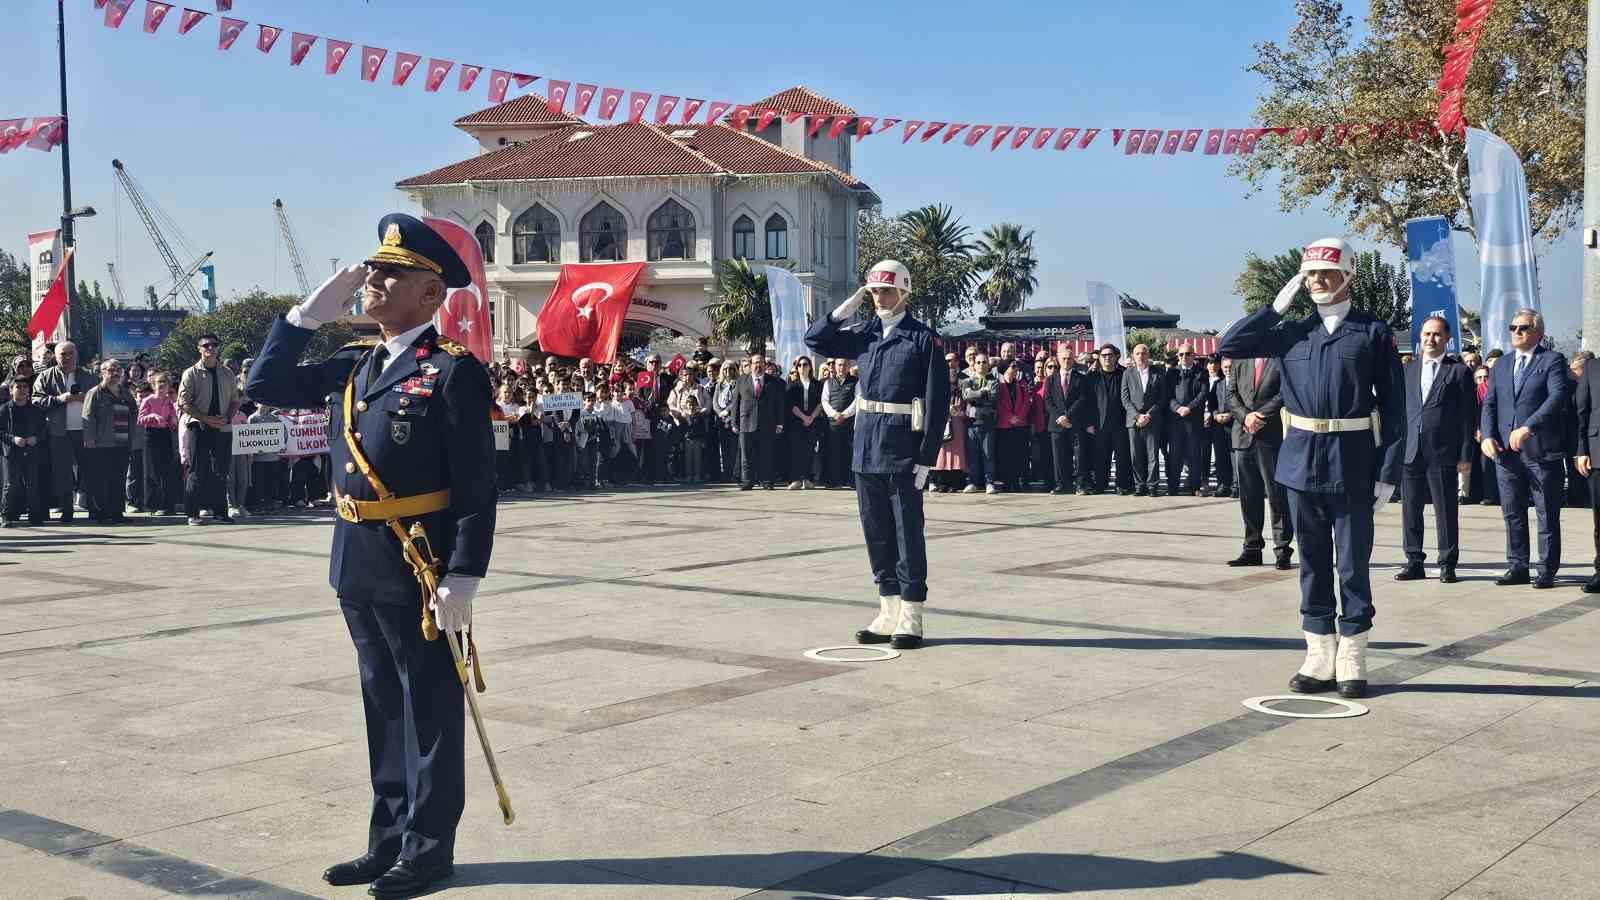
[474,221,496,264]
[731,215,755,260]
[512,204,559,264]
[647,199,695,261]
[764,214,788,260]
[580,202,627,262]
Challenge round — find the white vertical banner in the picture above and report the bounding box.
[765,266,809,370]
[27,229,65,361]
[1466,128,1540,354]
[1086,281,1126,353]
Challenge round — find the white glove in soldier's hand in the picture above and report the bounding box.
[1272,274,1306,315]
[1372,481,1395,514]
[288,264,368,330]
[431,575,479,634]
[913,464,930,489]
[832,287,869,322]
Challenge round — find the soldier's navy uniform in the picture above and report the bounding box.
[246,216,495,873]
[805,305,950,630]
[1219,303,1405,638]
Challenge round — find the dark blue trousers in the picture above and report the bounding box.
[1287,487,1375,637]
[1167,423,1205,494]
[1495,452,1562,574]
[856,470,929,602]
[340,586,464,866]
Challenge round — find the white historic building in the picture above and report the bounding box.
[396,86,880,355]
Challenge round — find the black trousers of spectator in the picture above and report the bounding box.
[1472,452,1500,504]
[88,447,128,521]
[1167,422,1205,495]
[1207,425,1234,493]
[288,457,320,504]
[740,431,775,487]
[1089,425,1123,492]
[1235,442,1293,554]
[1586,470,1600,566]
[2,450,44,522]
[789,421,822,483]
[716,422,739,482]
[645,425,669,482]
[1401,459,1460,566]
[184,426,231,517]
[1127,424,1161,492]
[1031,431,1053,491]
[825,421,854,487]
[125,449,144,509]
[1050,429,1085,491]
[250,460,282,510]
[47,429,84,516]
[144,429,180,513]
[996,427,1030,487]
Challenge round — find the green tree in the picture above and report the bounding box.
[1125,327,1168,357]
[0,249,30,369]
[898,204,977,329]
[974,223,1039,315]
[1236,247,1411,333]
[153,290,354,374]
[1235,249,1313,319]
[702,258,771,356]
[1234,0,1583,249]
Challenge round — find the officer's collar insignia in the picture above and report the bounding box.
[383,223,403,247]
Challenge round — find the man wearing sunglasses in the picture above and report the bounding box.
[1482,308,1568,589]
[1220,237,1406,700]
[177,333,239,525]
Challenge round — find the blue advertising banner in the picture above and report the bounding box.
[1405,216,1462,354]
[101,309,189,361]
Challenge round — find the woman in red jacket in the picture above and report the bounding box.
[995,359,1033,492]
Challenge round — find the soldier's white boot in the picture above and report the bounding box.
[1288,631,1337,694]
[1335,632,1369,698]
[890,600,923,650]
[855,594,900,645]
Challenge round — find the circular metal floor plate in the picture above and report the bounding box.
[804,645,901,662]
[1242,694,1370,719]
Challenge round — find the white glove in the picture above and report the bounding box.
[431,574,479,634]
[1272,273,1305,315]
[287,264,367,330]
[1372,481,1395,514]
[913,464,930,489]
[832,287,869,322]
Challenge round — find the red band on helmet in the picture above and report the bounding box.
[1303,246,1342,263]
[868,271,898,286]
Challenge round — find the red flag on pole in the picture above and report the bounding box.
[423,58,452,92]
[422,218,494,362]
[627,91,651,123]
[143,2,173,33]
[390,52,420,85]
[679,98,704,123]
[458,64,482,92]
[217,16,245,49]
[104,0,134,28]
[572,84,597,116]
[289,33,316,66]
[26,248,73,345]
[0,120,25,154]
[654,95,679,124]
[177,8,206,34]
[325,39,352,74]
[598,87,624,119]
[25,118,65,151]
[257,25,282,54]
[535,262,646,363]
[538,77,563,111]
[360,47,387,82]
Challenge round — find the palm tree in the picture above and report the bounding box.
[974,223,1039,314]
[898,204,978,328]
[901,204,975,260]
[702,258,771,355]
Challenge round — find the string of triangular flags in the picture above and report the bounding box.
[96,0,1453,156]
[0,117,67,154]
[1434,0,1494,135]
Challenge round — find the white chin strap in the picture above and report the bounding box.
[875,292,908,319]
[1309,279,1350,305]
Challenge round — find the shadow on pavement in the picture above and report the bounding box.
[920,636,1427,651]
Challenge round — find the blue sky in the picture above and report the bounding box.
[1,0,1581,337]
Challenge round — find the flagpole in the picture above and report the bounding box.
[1584,0,1600,351]
[57,0,77,338]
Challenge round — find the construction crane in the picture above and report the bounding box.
[166,251,215,307]
[111,159,209,310]
[105,262,129,307]
[274,199,312,296]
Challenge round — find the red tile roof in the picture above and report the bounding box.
[677,124,863,187]
[749,85,855,117]
[453,94,583,127]
[394,142,535,188]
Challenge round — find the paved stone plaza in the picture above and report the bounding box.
[2,487,1598,898]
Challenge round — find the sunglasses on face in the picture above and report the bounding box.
[1508,324,1533,333]
[199,343,218,350]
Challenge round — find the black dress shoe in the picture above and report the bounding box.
[1289,673,1336,694]
[1050,488,1068,495]
[1584,575,1600,594]
[855,629,891,644]
[323,853,396,886]
[1274,552,1294,571]
[1495,567,1530,586]
[1227,551,1263,567]
[1533,572,1556,589]
[1337,679,1368,699]
[1440,566,1458,584]
[739,484,754,490]
[1392,564,1426,582]
[889,633,922,650]
[369,860,454,898]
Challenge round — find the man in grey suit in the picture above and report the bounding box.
[1119,343,1166,496]
[31,340,97,522]
[729,352,786,490]
[1227,355,1294,569]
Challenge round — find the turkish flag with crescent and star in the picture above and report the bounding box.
[535,262,645,363]
[421,217,493,362]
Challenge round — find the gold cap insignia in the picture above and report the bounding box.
[383,223,403,247]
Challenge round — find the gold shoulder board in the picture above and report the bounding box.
[341,339,380,352]
[436,338,472,359]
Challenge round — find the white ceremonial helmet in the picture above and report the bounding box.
[1300,237,1356,304]
[865,259,913,297]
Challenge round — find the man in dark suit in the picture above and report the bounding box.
[1165,347,1208,497]
[1202,356,1234,498]
[1227,355,1294,569]
[1087,345,1129,494]
[1571,352,1600,592]
[730,352,785,489]
[1481,308,1570,588]
[1043,345,1094,494]
[1120,343,1167,496]
[1394,316,1477,584]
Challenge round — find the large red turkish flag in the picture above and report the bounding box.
[422,217,493,361]
[535,263,645,363]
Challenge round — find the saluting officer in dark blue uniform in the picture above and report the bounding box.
[805,260,950,649]
[1219,238,1405,699]
[247,214,495,898]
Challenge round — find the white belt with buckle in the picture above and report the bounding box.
[1285,412,1380,446]
[858,399,914,415]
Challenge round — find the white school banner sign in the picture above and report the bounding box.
[492,420,510,451]
[231,422,286,455]
[282,412,331,458]
[537,392,583,413]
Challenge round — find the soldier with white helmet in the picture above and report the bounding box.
[1219,238,1406,698]
[805,260,951,649]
